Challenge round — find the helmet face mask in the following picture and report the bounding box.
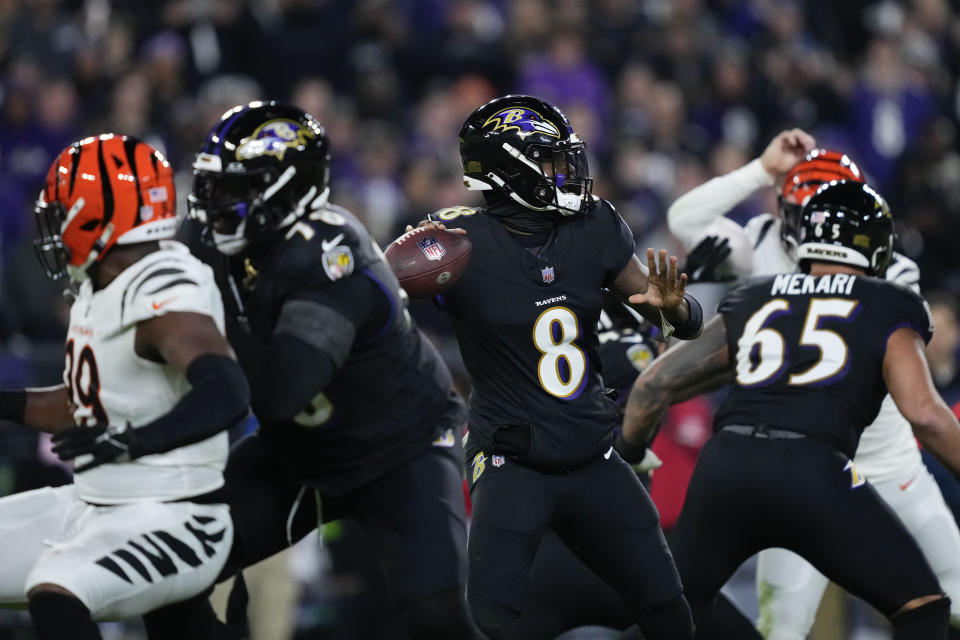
[33,199,71,280]
[779,149,863,248]
[796,181,894,278]
[460,95,594,216]
[189,102,331,256]
[33,134,177,283]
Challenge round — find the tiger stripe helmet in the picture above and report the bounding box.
[34,134,178,282]
[778,149,863,247]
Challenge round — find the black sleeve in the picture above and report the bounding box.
[227,274,382,423]
[129,354,250,458]
[600,200,637,285]
[673,292,703,340]
[888,284,935,345]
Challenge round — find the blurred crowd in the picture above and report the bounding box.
[1,0,959,638]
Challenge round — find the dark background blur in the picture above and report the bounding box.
[1,1,959,638]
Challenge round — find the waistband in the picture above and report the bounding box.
[720,424,806,440]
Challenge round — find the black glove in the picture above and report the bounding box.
[683,235,734,283]
[52,423,139,473]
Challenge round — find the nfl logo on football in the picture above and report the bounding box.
[417,236,446,261]
[541,266,555,284]
[492,455,505,467]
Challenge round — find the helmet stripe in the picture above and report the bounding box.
[96,138,114,225]
[67,140,83,197]
[209,106,249,156]
[123,136,145,226]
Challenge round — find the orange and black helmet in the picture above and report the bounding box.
[34,134,178,282]
[778,149,863,247]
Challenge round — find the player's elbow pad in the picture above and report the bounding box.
[130,354,250,458]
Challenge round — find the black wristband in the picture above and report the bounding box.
[0,389,27,424]
[673,292,703,340]
[613,431,648,465]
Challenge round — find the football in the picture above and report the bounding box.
[385,226,472,298]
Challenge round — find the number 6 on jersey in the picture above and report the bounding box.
[533,306,587,398]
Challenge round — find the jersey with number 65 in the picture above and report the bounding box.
[715,272,933,457]
[431,199,636,471]
[65,241,229,504]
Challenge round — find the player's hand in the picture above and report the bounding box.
[683,235,734,283]
[629,248,688,313]
[52,423,137,472]
[760,128,816,179]
[613,431,663,475]
[634,448,663,474]
[404,220,467,235]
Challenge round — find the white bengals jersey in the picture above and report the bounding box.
[668,158,924,482]
[65,241,229,503]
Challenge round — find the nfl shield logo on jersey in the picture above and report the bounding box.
[492,455,505,467]
[541,266,555,284]
[417,236,446,261]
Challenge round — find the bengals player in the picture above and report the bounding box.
[0,134,248,640]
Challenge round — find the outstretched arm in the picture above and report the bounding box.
[0,385,73,434]
[667,129,815,249]
[52,311,250,471]
[884,328,960,478]
[612,248,703,339]
[621,315,733,446]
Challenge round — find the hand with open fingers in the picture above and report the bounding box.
[760,128,817,178]
[684,235,734,283]
[628,248,688,314]
[403,220,467,235]
[52,422,138,472]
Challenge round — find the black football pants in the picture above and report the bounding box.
[222,433,477,638]
[467,449,693,640]
[671,429,946,635]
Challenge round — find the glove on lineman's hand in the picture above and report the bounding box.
[613,432,664,475]
[52,423,138,472]
[683,235,734,283]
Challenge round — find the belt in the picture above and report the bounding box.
[721,424,806,440]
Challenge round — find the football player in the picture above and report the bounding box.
[185,102,479,639]
[420,94,703,640]
[623,180,959,639]
[668,130,960,637]
[0,135,249,639]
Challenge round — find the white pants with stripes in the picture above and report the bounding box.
[0,484,232,621]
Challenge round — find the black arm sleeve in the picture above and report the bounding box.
[672,292,703,340]
[224,270,386,424]
[0,390,26,423]
[128,354,250,458]
[226,322,337,423]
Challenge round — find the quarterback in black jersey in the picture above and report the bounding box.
[621,181,960,639]
[184,102,478,639]
[422,95,704,640]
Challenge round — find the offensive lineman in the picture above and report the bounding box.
[186,102,479,639]
[624,180,959,639]
[421,94,703,640]
[0,135,248,639]
[668,129,960,636]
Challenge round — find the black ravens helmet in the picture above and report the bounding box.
[189,101,331,255]
[459,95,593,216]
[796,181,894,277]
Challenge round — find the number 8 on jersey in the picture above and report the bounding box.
[533,306,587,398]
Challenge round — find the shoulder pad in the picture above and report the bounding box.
[120,249,218,328]
[885,252,921,292]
